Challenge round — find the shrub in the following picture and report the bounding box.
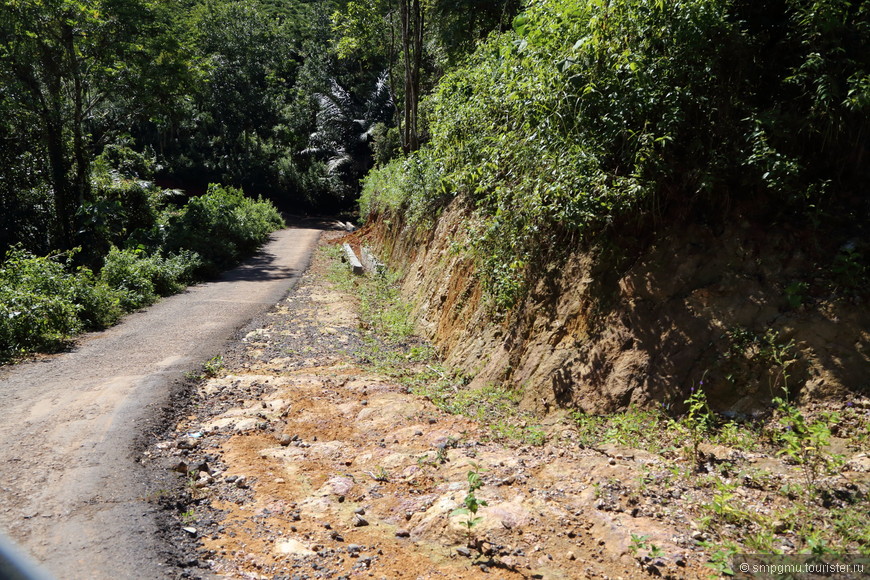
[150,250,202,296]
[83,154,163,261]
[100,247,158,310]
[0,181,281,361]
[359,151,444,228]
[164,183,285,275]
[100,247,201,311]
[64,268,124,330]
[0,247,124,360]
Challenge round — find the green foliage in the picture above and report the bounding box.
[203,355,224,377]
[723,327,799,396]
[0,250,83,358]
[94,143,157,181]
[629,533,649,555]
[81,169,165,261]
[359,152,446,229]
[572,406,676,454]
[331,0,391,62]
[451,462,488,540]
[100,247,201,311]
[831,245,867,293]
[0,174,283,361]
[168,0,305,191]
[303,72,394,204]
[704,482,758,527]
[0,0,165,247]
[412,376,546,445]
[164,184,284,275]
[369,123,401,167]
[772,389,844,493]
[359,272,415,342]
[677,385,713,467]
[368,466,390,482]
[326,243,414,342]
[64,266,125,331]
[784,281,809,310]
[703,543,737,576]
[362,0,870,309]
[0,247,124,360]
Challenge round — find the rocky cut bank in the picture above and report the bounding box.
[357,199,870,417]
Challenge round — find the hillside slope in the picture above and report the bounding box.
[362,202,868,415]
[357,0,870,415]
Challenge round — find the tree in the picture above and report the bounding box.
[331,0,521,155]
[398,0,423,152]
[331,0,423,153]
[0,0,158,249]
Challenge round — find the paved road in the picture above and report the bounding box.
[0,227,322,579]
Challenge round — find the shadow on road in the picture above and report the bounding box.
[218,218,347,283]
[219,251,299,283]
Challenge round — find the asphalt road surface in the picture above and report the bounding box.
[0,226,322,579]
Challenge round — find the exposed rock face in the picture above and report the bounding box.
[366,201,869,414]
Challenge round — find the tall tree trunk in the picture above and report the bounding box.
[64,21,91,212]
[40,43,77,248]
[412,0,422,151]
[400,0,423,154]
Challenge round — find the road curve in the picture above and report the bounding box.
[0,226,322,579]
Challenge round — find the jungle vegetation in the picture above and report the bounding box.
[1,0,867,356]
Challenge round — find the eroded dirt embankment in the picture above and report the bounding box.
[360,201,869,415]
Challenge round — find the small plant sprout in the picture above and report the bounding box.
[704,544,737,576]
[630,533,649,555]
[761,330,796,396]
[451,462,488,550]
[203,354,224,377]
[416,447,449,469]
[366,466,390,482]
[678,379,713,468]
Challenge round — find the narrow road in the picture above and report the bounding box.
[0,226,322,580]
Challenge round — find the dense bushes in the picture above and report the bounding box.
[163,183,285,276]
[0,183,284,362]
[0,249,119,359]
[100,248,201,311]
[361,0,870,308]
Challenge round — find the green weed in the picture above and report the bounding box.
[451,462,488,548]
[367,466,390,482]
[100,246,200,310]
[571,406,678,454]
[772,387,844,494]
[677,384,713,467]
[203,355,224,378]
[784,281,808,309]
[629,533,649,555]
[0,246,125,360]
[703,543,737,576]
[162,183,285,276]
